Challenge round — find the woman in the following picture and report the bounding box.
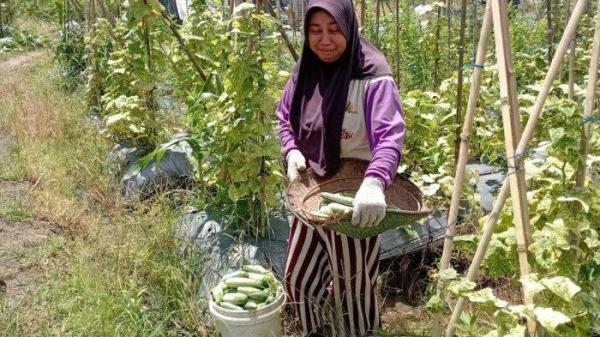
[277,0,405,336]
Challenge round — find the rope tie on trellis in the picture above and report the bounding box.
[461,61,485,71]
[582,115,600,125]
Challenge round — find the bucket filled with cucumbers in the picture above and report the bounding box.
[286,159,432,239]
[208,265,286,337]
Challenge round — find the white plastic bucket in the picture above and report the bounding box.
[209,292,286,337]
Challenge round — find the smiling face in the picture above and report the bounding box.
[307,10,348,63]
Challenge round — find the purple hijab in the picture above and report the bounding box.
[289,0,392,177]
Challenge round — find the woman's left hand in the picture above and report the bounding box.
[351,177,386,227]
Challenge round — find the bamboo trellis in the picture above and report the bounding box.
[431,0,598,336]
[576,0,600,187]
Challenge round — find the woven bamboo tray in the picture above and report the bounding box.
[285,159,432,239]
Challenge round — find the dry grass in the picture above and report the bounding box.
[0,54,121,235]
[0,52,214,337]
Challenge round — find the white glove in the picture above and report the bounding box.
[352,177,386,228]
[286,149,306,181]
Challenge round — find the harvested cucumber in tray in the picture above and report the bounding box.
[313,192,402,220]
[211,264,283,311]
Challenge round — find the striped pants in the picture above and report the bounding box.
[284,217,381,337]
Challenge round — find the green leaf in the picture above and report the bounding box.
[504,325,526,337]
[533,307,570,331]
[425,294,445,313]
[540,276,581,303]
[421,183,440,196]
[464,288,508,308]
[520,274,546,299]
[232,3,255,18]
[556,196,590,213]
[436,268,459,282]
[454,234,477,242]
[446,278,476,295]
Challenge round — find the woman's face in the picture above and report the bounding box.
[307,10,347,63]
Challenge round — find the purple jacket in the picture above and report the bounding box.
[278,76,406,188]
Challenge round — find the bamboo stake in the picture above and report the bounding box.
[472,0,478,60]
[567,0,577,100]
[442,1,588,335]
[454,0,468,165]
[510,0,588,183]
[431,3,493,337]
[445,183,511,337]
[576,0,600,187]
[360,0,365,26]
[492,0,535,333]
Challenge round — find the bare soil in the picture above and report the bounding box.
[0,50,47,74]
[0,50,57,307]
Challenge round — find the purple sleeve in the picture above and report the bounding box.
[277,78,298,159]
[364,78,406,188]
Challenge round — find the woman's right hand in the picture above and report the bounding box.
[286,149,307,181]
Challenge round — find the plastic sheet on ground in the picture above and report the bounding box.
[107,141,151,177]
[177,209,448,298]
[179,141,561,297]
[120,136,194,201]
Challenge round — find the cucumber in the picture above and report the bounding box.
[224,277,265,289]
[242,264,269,274]
[320,192,354,207]
[248,272,276,288]
[247,290,269,302]
[219,302,244,311]
[211,282,226,302]
[222,270,249,280]
[309,210,330,218]
[237,286,263,296]
[264,294,275,304]
[222,292,248,306]
[328,202,353,215]
[244,301,259,310]
[319,205,333,215]
[247,272,267,281]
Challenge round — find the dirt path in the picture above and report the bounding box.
[0,50,47,74]
[0,50,56,307]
